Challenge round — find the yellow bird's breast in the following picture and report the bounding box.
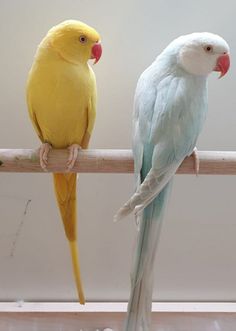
[27,55,96,148]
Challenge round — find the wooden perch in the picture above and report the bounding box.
[0,149,235,174]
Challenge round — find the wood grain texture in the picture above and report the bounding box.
[0,149,236,174]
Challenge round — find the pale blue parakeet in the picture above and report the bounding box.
[114,33,230,331]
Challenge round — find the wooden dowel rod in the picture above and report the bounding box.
[0,149,235,174]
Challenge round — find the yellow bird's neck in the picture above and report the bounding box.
[36,37,90,66]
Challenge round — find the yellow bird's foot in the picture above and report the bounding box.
[67,144,81,171]
[38,142,52,171]
[192,147,200,176]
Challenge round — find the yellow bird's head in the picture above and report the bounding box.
[45,20,102,65]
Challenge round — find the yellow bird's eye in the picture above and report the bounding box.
[204,45,213,53]
[79,35,87,44]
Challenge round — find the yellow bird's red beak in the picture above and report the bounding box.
[91,42,102,64]
[214,53,230,78]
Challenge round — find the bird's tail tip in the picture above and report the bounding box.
[69,240,85,305]
[79,299,85,305]
[113,212,122,223]
[113,204,133,222]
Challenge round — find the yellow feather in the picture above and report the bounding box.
[26,20,100,303]
[53,173,85,304]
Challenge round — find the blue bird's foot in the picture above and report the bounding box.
[192,147,200,176]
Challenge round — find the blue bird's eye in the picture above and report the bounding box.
[204,45,213,53]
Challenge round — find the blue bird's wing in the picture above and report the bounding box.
[115,69,207,221]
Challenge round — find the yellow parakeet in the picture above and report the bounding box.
[26,20,102,304]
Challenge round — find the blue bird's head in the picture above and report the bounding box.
[170,32,230,78]
[177,32,230,77]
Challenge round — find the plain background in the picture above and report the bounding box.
[0,0,236,302]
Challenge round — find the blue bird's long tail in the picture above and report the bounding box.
[124,181,172,331]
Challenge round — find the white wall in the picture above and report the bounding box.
[0,0,236,301]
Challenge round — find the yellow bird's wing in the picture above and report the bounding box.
[26,89,44,143]
[81,67,97,149]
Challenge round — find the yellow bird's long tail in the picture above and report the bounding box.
[53,173,85,304]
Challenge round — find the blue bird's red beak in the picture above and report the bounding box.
[214,53,230,78]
